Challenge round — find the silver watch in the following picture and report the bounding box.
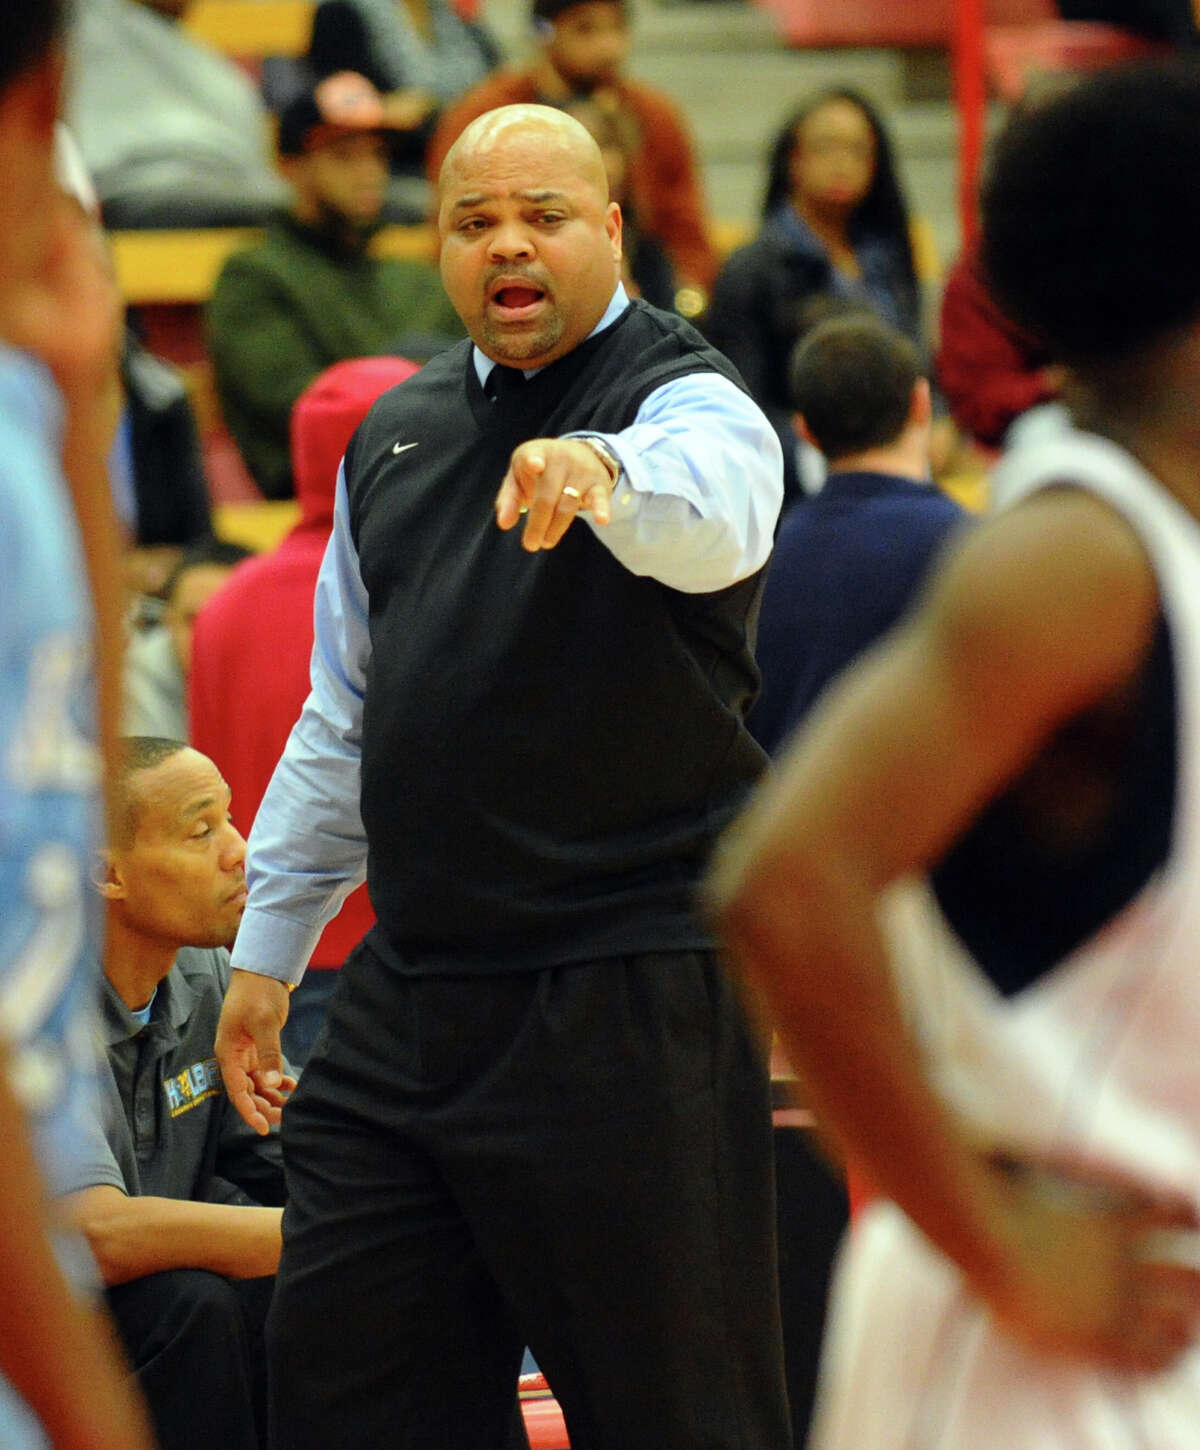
[578,436,621,486]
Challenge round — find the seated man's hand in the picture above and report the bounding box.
[495,437,614,552]
[216,970,297,1136]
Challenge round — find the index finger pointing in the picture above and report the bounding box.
[497,447,548,531]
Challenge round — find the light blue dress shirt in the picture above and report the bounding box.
[231,286,783,984]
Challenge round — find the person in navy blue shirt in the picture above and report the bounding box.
[750,312,966,757]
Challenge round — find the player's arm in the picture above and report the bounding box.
[53,215,124,843]
[64,1184,282,1285]
[709,485,1200,1370]
[0,1051,152,1450]
[496,372,782,590]
[3,190,125,843]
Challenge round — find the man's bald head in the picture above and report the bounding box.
[438,104,610,209]
[437,103,623,369]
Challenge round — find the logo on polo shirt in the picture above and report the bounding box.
[163,1057,221,1117]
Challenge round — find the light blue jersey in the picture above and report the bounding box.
[0,344,105,1448]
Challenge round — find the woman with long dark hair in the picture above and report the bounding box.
[706,89,921,499]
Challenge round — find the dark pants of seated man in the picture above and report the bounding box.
[107,1269,274,1450]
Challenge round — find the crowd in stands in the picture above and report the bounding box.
[70,0,1086,538]
[8,2,1200,1449]
[75,0,1070,531]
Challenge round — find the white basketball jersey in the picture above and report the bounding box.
[809,428,1200,1450]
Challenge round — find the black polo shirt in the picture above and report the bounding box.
[63,947,285,1207]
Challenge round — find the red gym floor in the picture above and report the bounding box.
[520,1372,569,1449]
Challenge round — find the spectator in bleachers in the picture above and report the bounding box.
[65,0,291,229]
[750,313,965,758]
[115,327,216,599]
[706,90,920,502]
[562,91,677,312]
[307,0,500,166]
[428,0,717,316]
[190,356,419,1068]
[62,737,289,1450]
[124,540,253,740]
[208,71,463,499]
[937,239,1067,452]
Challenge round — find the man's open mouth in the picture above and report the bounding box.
[489,282,547,318]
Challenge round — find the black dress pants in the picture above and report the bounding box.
[107,1269,273,1450]
[267,941,792,1450]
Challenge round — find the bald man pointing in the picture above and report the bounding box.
[216,104,789,1450]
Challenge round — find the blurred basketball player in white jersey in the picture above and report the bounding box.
[711,58,1200,1450]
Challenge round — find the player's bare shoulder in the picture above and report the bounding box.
[920,484,1159,721]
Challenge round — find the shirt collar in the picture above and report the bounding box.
[821,468,933,497]
[100,956,197,1047]
[473,282,629,391]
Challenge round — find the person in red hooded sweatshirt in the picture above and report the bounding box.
[190,355,419,1066]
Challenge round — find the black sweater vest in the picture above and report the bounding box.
[344,300,768,971]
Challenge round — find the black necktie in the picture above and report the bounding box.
[484,365,527,403]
